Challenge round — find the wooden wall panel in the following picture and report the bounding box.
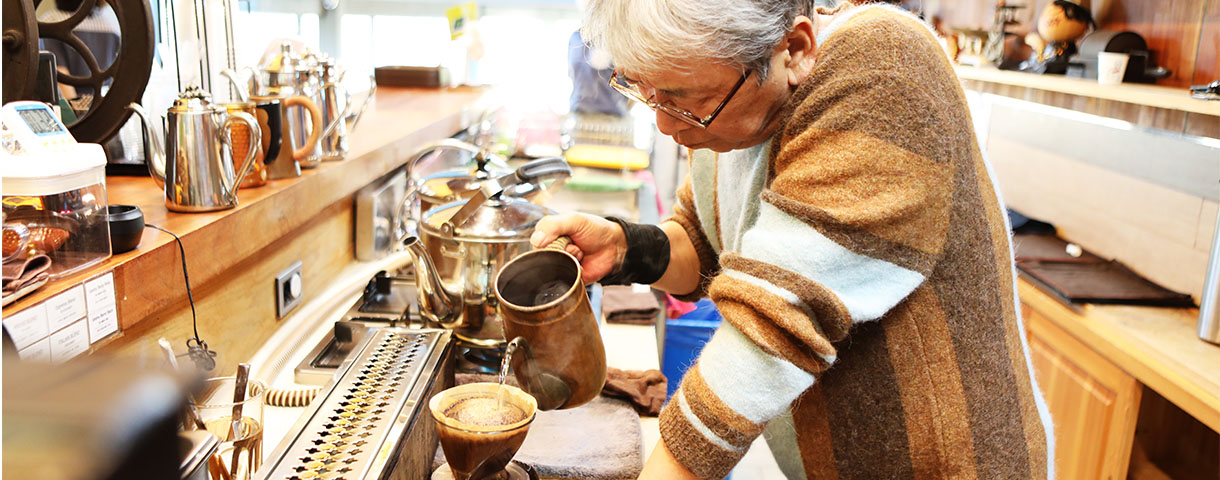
[1106,0,1208,88]
[1186,112,1220,137]
[96,199,355,376]
[1195,0,1220,86]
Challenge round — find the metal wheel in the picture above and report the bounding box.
[2,0,40,103]
[37,0,154,144]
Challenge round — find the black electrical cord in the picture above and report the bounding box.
[145,224,217,371]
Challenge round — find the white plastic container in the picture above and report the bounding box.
[2,143,112,279]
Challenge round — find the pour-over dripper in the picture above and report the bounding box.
[430,383,537,480]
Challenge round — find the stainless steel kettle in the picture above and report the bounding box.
[402,157,571,347]
[127,87,262,213]
[316,55,352,162]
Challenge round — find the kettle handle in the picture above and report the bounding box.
[220,111,263,202]
[283,95,323,161]
[545,236,571,252]
[319,87,348,140]
[319,87,351,140]
[442,157,572,234]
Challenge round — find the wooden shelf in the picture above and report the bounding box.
[955,66,1220,117]
[2,86,486,333]
[1018,279,1220,433]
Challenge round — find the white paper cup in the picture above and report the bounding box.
[1097,52,1130,85]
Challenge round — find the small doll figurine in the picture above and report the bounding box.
[1022,0,1096,74]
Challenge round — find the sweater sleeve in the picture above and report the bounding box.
[659,7,960,479]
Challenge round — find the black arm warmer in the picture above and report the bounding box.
[598,217,670,286]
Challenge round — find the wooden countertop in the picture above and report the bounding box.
[955,66,1220,117]
[2,86,486,338]
[1018,279,1220,432]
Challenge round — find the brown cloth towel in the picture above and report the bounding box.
[1012,234,1193,307]
[601,367,667,416]
[3,255,51,297]
[600,285,660,325]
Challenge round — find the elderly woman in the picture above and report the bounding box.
[534,0,1054,478]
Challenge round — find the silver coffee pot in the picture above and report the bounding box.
[315,55,348,161]
[127,87,262,212]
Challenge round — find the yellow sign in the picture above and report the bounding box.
[446,2,479,40]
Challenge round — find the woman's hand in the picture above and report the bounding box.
[530,213,626,284]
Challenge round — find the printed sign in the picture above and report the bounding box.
[446,2,479,40]
[84,273,118,343]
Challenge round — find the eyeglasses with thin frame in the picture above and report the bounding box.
[609,70,751,129]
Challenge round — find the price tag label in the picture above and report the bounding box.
[84,273,118,343]
[46,285,87,332]
[50,319,90,363]
[3,304,48,350]
[17,338,51,362]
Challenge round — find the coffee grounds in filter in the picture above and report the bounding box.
[444,395,527,427]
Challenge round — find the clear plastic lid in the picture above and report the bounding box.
[1,143,107,195]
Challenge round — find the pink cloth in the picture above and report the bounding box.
[665,294,698,319]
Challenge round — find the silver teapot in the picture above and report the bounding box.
[402,157,571,348]
[128,87,261,213]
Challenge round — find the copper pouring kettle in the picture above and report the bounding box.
[494,236,607,410]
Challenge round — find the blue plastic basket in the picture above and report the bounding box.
[661,298,722,401]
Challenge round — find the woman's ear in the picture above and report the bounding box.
[783,15,818,86]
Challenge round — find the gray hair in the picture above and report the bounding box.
[580,0,816,83]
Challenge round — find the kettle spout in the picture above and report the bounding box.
[402,236,463,328]
[220,68,251,102]
[126,103,167,186]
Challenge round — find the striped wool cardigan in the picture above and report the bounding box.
[659,5,1054,479]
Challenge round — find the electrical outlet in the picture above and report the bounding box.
[275,261,304,318]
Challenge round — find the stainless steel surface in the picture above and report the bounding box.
[402,158,570,347]
[251,42,310,97]
[252,93,322,180]
[427,198,551,242]
[319,56,350,161]
[412,206,536,346]
[294,271,420,385]
[319,82,349,161]
[404,236,463,330]
[295,321,374,385]
[127,87,261,213]
[178,430,220,480]
[441,158,571,235]
[398,138,510,240]
[356,169,408,261]
[1200,206,1220,344]
[258,328,452,480]
[221,68,251,102]
[294,50,325,169]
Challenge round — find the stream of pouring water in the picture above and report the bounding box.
[497,340,518,410]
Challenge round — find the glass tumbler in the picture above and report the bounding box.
[192,377,266,480]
